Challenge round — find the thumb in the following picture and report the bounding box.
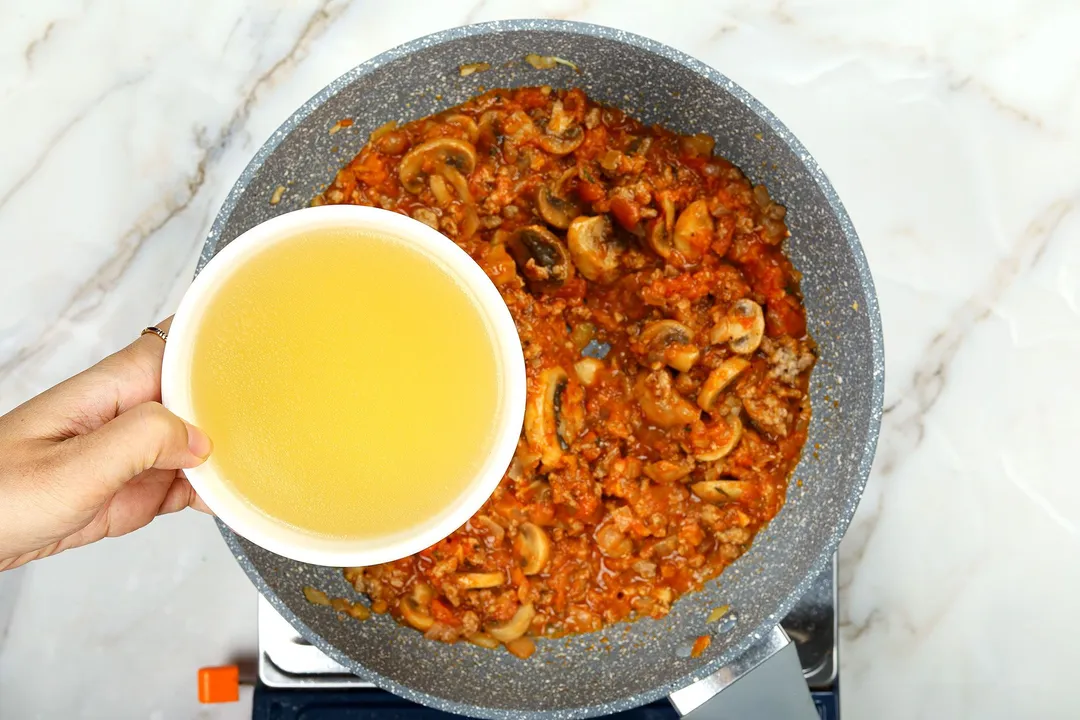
[63,401,213,494]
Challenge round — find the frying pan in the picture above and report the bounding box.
[199,20,884,718]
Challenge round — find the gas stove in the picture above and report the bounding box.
[253,556,838,718]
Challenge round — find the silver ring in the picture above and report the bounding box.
[141,326,168,343]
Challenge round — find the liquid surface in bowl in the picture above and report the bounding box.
[313,86,814,658]
[189,228,501,539]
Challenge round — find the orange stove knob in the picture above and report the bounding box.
[197,665,240,703]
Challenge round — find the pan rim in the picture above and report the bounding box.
[208,18,885,719]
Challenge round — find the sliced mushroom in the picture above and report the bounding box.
[525,367,582,467]
[537,185,582,229]
[461,205,480,238]
[507,226,574,292]
[488,603,536,642]
[444,113,479,144]
[457,572,506,590]
[634,370,700,428]
[574,357,604,386]
[711,299,765,354]
[399,137,477,195]
[538,126,584,155]
[640,320,700,372]
[691,478,745,503]
[399,584,435,631]
[474,514,506,543]
[697,357,751,411]
[537,100,584,155]
[567,215,624,284]
[514,522,552,575]
[441,164,473,203]
[477,110,504,148]
[728,299,766,354]
[694,416,743,462]
[647,194,676,260]
[428,174,452,206]
[672,199,714,262]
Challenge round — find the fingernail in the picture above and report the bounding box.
[185,422,214,460]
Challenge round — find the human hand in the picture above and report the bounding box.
[0,318,213,571]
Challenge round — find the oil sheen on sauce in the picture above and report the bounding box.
[189,228,501,540]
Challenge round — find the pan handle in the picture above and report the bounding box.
[667,625,818,719]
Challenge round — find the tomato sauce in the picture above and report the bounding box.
[318,87,815,656]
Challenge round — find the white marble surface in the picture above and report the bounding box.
[2,0,1079,717]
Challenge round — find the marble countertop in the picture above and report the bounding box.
[2,1,1078,718]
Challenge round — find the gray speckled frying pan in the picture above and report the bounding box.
[199,19,884,719]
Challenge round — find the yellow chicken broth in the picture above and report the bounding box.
[189,228,502,539]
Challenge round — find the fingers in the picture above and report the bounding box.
[50,470,214,548]
[128,315,173,367]
[7,316,177,439]
[82,314,176,421]
[100,315,175,412]
[59,401,212,502]
[160,476,213,516]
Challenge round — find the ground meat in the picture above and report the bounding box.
[762,336,815,385]
[461,611,481,635]
[424,623,461,643]
[741,392,792,438]
[411,206,439,229]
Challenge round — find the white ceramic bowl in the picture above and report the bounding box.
[161,205,526,566]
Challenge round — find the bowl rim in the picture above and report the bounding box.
[203,18,885,720]
[164,205,527,567]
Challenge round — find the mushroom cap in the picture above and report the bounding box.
[728,299,765,354]
[693,416,744,462]
[567,214,623,284]
[697,356,751,411]
[507,225,574,292]
[537,100,585,155]
[672,199,714,261]
[525,366,570,468]
[457,572,506,590]
[640,319,699,372]
[488,603,536,642]
[538,125,585,155]
[514,522,552,575]
[399,584,435,631]
[398,137,478,194]
[634,370,700,428]
[640,319,692,346]
[537,185,583,229]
